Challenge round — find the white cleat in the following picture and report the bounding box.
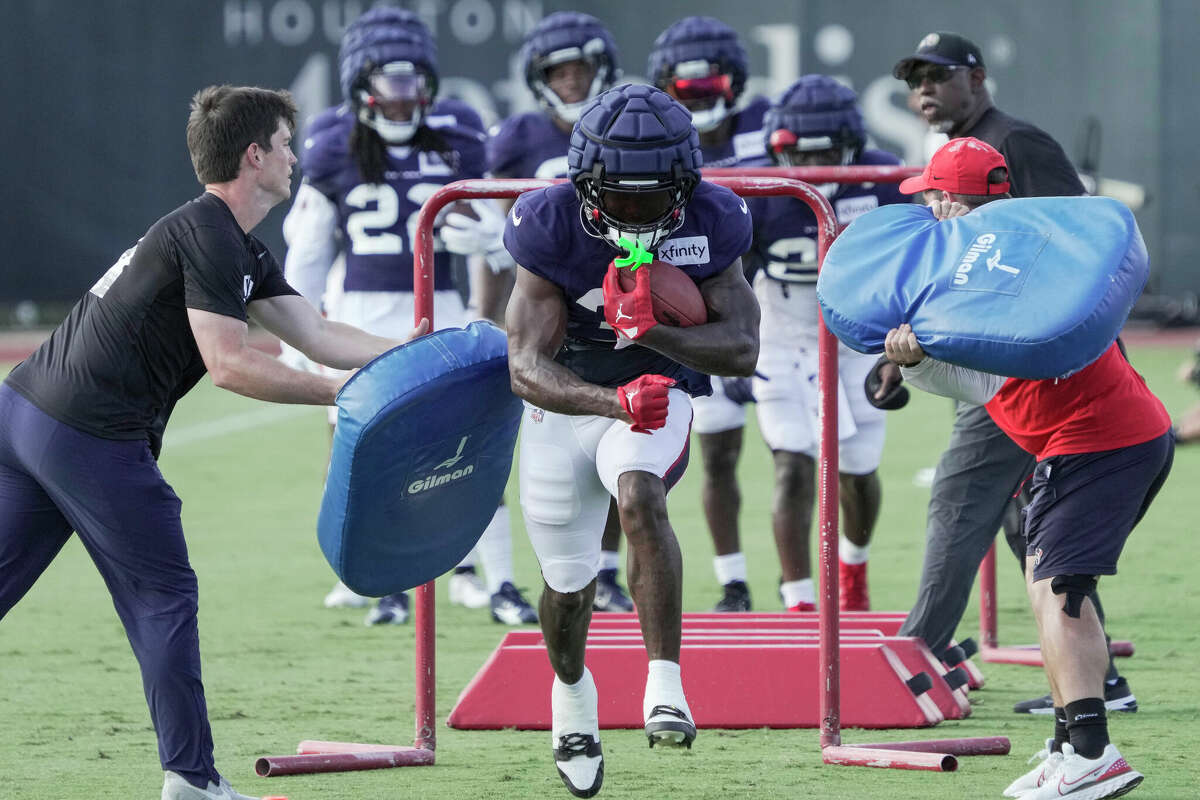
[161,771,256,800]
[448,569,491,609]
[1003,738,1064,797]
[1020,743,1143,799]
[552,669,604,798]
[323,580,369,608]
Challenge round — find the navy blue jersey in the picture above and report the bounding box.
[504,181,752,395]
[299,99,487,293]
[487,112,572,178]
[747,149,908,285]
[701,96,769,167]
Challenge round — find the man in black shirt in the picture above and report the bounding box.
[0,85,425,800]
[886,32,1137,718]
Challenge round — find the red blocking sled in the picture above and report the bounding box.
[447,611,978,729]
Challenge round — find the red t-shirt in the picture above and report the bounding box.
[985,343,1171,459]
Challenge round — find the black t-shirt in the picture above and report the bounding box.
[6,192,297,455]
[962,107,1086,198]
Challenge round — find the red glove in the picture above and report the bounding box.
[603,260,657,340]
[617,374,675,434]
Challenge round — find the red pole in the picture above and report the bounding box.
[254,749,434,777]
[980,542,998,650]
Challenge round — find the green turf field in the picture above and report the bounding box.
[2,344,1198,800]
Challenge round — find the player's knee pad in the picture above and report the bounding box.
[1050,574,1099,619]
[540,558,598,595]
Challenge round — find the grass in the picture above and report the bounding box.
[2,343,1199,799]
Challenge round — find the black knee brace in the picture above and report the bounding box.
[1050,574,1099,619]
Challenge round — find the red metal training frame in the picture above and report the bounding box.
[259,166,1007,777]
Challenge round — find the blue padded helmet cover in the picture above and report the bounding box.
[647,16,748,101]
[339,6,438,102]
[567,84,702,180]
[816,196,1149,379]
[318,321,521,596]
[763,75,866,155]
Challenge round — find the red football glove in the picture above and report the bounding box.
[617,374,675,434]
[603,260,657,340]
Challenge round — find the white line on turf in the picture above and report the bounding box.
[164,404,321,448]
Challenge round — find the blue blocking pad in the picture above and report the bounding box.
[318,321,521,597]
[816,197,1149,378]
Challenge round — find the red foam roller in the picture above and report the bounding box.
[254,748,433,776]
[822,745,957,772]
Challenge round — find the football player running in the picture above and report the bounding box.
[742,76,908,613]
[282,7,536,626]
[647,16,769,612]
[505,85,759,796]
[477,12,635,613]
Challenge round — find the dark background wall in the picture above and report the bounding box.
[2,0,1195,306]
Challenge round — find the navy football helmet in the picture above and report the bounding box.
[647,17,748,133]
[764,75,865,167]
[521,12,620,125]
[568,84,701,251]
[339,7,438,144]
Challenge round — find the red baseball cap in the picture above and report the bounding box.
[899,137,1011,195]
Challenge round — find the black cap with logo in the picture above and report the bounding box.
[893,32,985,80]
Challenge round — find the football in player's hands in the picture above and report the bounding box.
[615,259,708,327]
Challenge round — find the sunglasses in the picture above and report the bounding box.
[905,64,967,90]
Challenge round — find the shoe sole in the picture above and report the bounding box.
[556,761,604,798]
[645,722,696,749]
[1082,772,1143,800]
[1016,697,1138,715]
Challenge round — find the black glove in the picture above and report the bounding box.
[864,354,909,411]
[722,376,756,405]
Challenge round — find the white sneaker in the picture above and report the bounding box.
[161,770,256,800]
[323,580,369,608]
[1021,743,1143,799]
[1003,738,1065,797]
[551,669,603,798]
[448,569,491,609]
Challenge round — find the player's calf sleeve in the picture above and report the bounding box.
[476,506,514,594]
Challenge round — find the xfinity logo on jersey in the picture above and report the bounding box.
[835,195,879,223]
[950,231,1046,296]
[657,236,710,266]
[407,435,477,494]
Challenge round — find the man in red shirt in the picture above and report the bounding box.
[884,138,1173,800]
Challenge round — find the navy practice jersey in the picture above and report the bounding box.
[504,181,753,395]
[299,99,487,293]
[6,193,297,455]
[747,149,907,286]
[700,96,769,167]
[487,112,573,178]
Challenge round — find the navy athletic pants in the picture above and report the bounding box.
[0,384,217,788]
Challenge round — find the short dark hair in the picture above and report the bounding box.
[186,85,298,185]
[955,167,1011,208]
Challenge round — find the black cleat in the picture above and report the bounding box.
[645,704,696,749]
[1013,676,1138,714]
[712,580,751,612]
[554,733,604,798]
[593,568,634,612]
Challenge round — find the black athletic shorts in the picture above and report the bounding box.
[1024,431,1174,581]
